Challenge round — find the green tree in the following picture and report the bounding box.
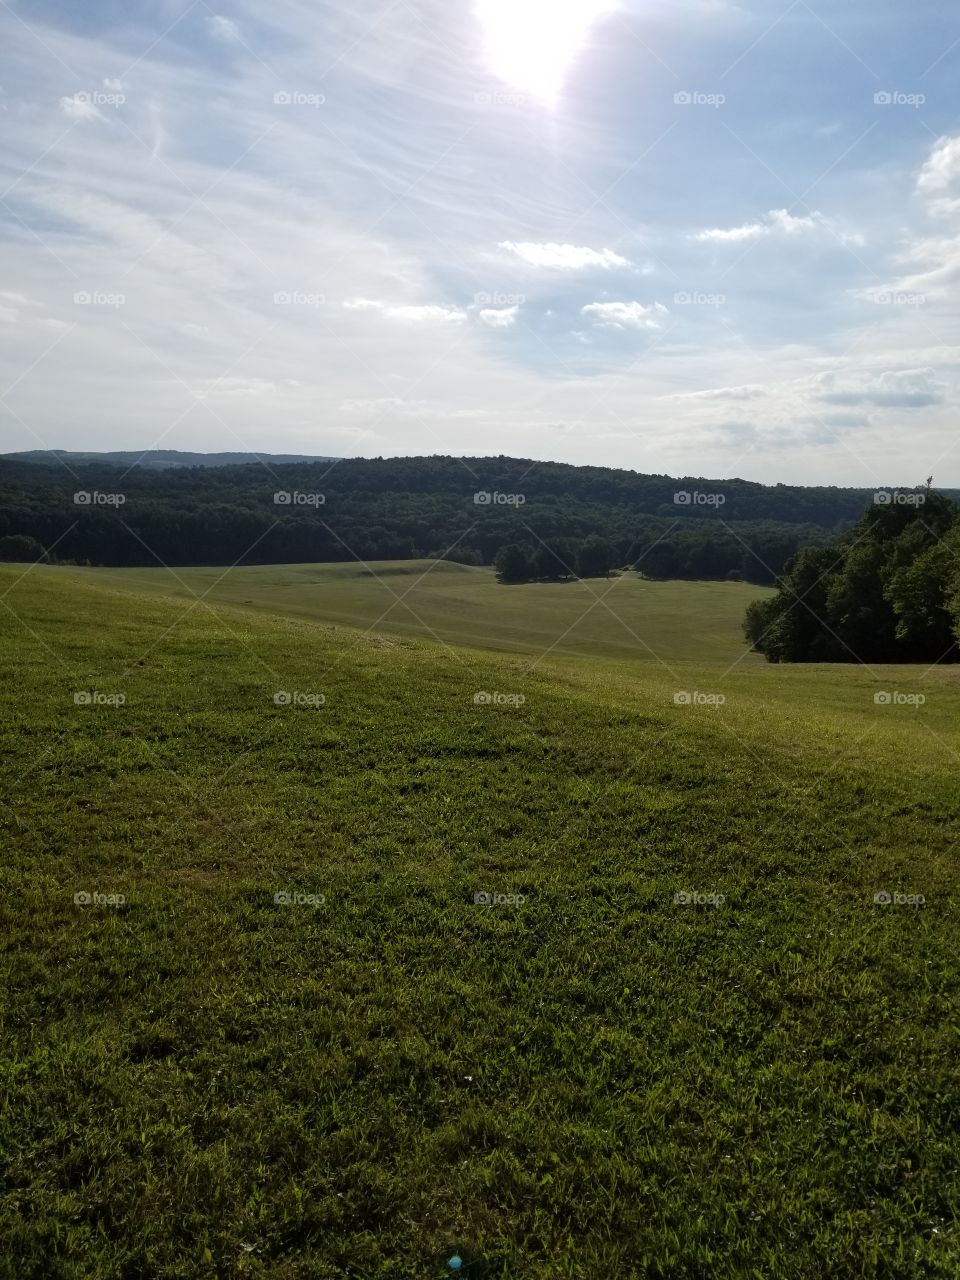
[575,535,613,578]
[0,534,47,563]
[494,543,532,584]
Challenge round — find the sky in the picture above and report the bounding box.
[1,0,959,484]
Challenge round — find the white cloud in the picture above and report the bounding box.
[499,241,631,270]
[59,94,101,122]
[918,136,960,195]
[671,384,767,401]
[343,299,466,322]
[388,304,466,323]
[581,300,667,330]
[207,15,241,42]
[478,305,518,328]
[693,208,863,247]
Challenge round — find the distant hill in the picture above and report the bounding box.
[0,452,951,583]
[2,449,338,469]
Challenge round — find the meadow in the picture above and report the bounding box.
[1,560,958,1278]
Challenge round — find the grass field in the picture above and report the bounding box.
[2,561,959,1278]
[41,560,769,665]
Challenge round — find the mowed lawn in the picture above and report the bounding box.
[1,564,960,1278]
[41,560,770,665]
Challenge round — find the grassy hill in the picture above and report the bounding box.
[1,563,959,1278]
[40,560,770,665]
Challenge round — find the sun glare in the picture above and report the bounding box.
[475,0,618,106]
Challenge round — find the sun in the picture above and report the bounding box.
[475,0,618,106]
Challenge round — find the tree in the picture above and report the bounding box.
[575,535,613,578]
[0,534,47,563]
[494,543,532,584]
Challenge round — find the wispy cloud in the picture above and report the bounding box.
[499,241,631,270]
[581,300,667,330]
[693,209,864,247]
[343,299,467,322]
[478,305,519,328]
[207,14,241,43]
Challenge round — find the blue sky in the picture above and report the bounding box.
[1,0,959,483]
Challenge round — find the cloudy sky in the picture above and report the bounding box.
[1,0,959,483]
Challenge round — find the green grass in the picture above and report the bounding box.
[41,559,770,665]
[1,563,959,1278]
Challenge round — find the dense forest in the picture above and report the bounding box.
[0,454,933,585]
[744,487,960,662]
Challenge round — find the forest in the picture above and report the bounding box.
[0,454,904,585]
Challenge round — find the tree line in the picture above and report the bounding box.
[0,454,914,584]
[744,487,960,662]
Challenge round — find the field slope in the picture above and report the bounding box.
[1,564,959,1279]
[36,560,769,665]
